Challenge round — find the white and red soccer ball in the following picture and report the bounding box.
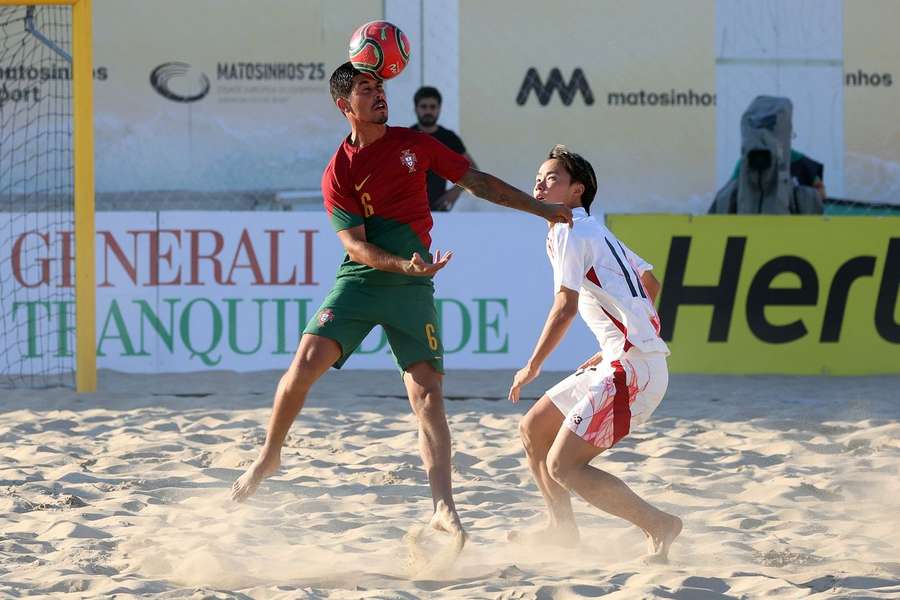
[348,20,410,80]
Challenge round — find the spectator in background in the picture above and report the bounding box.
[411,86,478,211]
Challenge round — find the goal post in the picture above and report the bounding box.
[71,0,95,393]
[0,0,96,392]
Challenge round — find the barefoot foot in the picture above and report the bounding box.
[645,513,682,564]
[429,499,466,540]
[231,455,280,502]
[404,501,466,579]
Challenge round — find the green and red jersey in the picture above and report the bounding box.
[322,126,470,286]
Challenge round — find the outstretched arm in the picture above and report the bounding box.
[434,153,480,211]
[508,287,580,402]
[456,168,573,226]
[336,226,451,276]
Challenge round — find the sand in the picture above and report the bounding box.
[1,369,898,599]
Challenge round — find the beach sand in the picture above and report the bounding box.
[1,370,898,599]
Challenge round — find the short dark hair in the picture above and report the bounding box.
[414,86,442,106]
[330,61,362,103]
[547,145,597,214]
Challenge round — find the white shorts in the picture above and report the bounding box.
[546,352,668,449]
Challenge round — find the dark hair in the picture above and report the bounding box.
[547,144,597,214]
[414,86,442,106]
[330,61,363,103]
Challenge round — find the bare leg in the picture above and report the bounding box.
[231,334,341,502]
[402,361,465,542]
[510,396,579,546]
[547,428,682,562]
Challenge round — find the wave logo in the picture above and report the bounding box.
[150,62,211,103]
[516,68,594,106]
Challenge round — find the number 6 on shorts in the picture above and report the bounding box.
[425,323,439,351]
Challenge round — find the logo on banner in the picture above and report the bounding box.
[150,62,211,103]
[516,67,594,106]
[400,149,417,173]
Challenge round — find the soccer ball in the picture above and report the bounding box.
[348,20,411,80]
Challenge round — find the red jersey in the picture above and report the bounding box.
[321,126,470,286]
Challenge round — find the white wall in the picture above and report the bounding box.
[384,0,459,132]
[715,0,845,196]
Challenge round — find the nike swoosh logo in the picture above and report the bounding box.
[354,174,372,191]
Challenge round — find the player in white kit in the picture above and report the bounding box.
[508,146,682,562]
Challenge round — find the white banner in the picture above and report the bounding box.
[92,0,381,193]
[5,1,896,209]
[1,212,600,373]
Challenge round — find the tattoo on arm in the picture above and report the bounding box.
[455,169,490,198]
[456,168,542,216]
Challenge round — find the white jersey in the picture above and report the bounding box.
[547,207,669,359]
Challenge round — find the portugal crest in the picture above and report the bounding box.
[400,149,417,173]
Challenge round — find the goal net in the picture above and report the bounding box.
[0,4,84,389]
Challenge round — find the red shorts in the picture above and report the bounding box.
[546,352,668,449]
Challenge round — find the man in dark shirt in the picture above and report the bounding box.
[410,86,478,211]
